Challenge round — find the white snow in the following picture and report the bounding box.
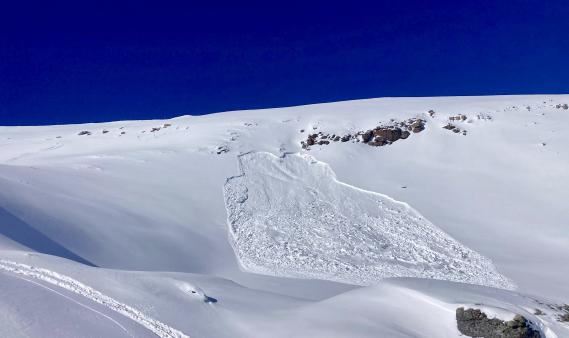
[0,259,189,338]
[224,151,513,289]
[0,95,568,337]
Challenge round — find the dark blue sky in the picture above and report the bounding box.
[1,1,568,126]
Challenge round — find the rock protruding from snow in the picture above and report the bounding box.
[456,307,541,338]
[301,118,426,149]
[224,152,514,289]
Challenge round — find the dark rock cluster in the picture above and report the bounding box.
[449,114,468,121]
[443,114,469,135]
[367,126,411,147]
[456,307,541,338]
[303,133,341,147]
[443,123,467,135]
[555,103,568,110]
[78,131,91,136]
[476,113,493,121]
[408,118,426,133]
[216,145,229,154]
[301,118,425,150]
[149,123,173,133]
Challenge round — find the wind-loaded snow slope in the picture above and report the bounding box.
[0,95,568,337]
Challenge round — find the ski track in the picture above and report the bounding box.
[0,259,189,338]
[8,273,134,337]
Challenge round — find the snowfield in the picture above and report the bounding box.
[0,95,568,337]
[0,259,189,338]
[225,151,513,289]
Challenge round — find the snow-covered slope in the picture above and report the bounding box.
[224,151,512,289]
[0,95,568,337]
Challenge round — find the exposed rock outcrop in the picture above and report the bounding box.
[301,117,426,150]
[361,130,374,143]
[456,307,541,338]
[443,123,467,135]
[410,119,425,133]
[216,145,229,154]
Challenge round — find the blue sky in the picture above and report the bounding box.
[1,1,568,125]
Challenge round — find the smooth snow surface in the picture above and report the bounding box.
[0,259,189,338]
[225,151,513,289]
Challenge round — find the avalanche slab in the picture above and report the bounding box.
[224,152,514,289]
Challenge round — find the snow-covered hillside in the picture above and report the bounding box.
[1,95,568,337]
[224,152,512,289]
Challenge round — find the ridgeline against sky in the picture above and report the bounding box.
[1,1,568,125]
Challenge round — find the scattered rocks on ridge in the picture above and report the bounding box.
[449,114,468,122]
[78,131,91,136]
[555,103,568,110]
[442,114,469,135]
[443,123,467,135]
[456,307,541,338]
[301,117,426,150]
[477,113,493,121]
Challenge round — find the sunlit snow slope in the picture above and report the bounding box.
[224,152,512,289]
[0,95,568,337]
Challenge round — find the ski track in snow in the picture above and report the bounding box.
[8,273,134,337]
[224,152,515,289]
[0,259,190,338]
